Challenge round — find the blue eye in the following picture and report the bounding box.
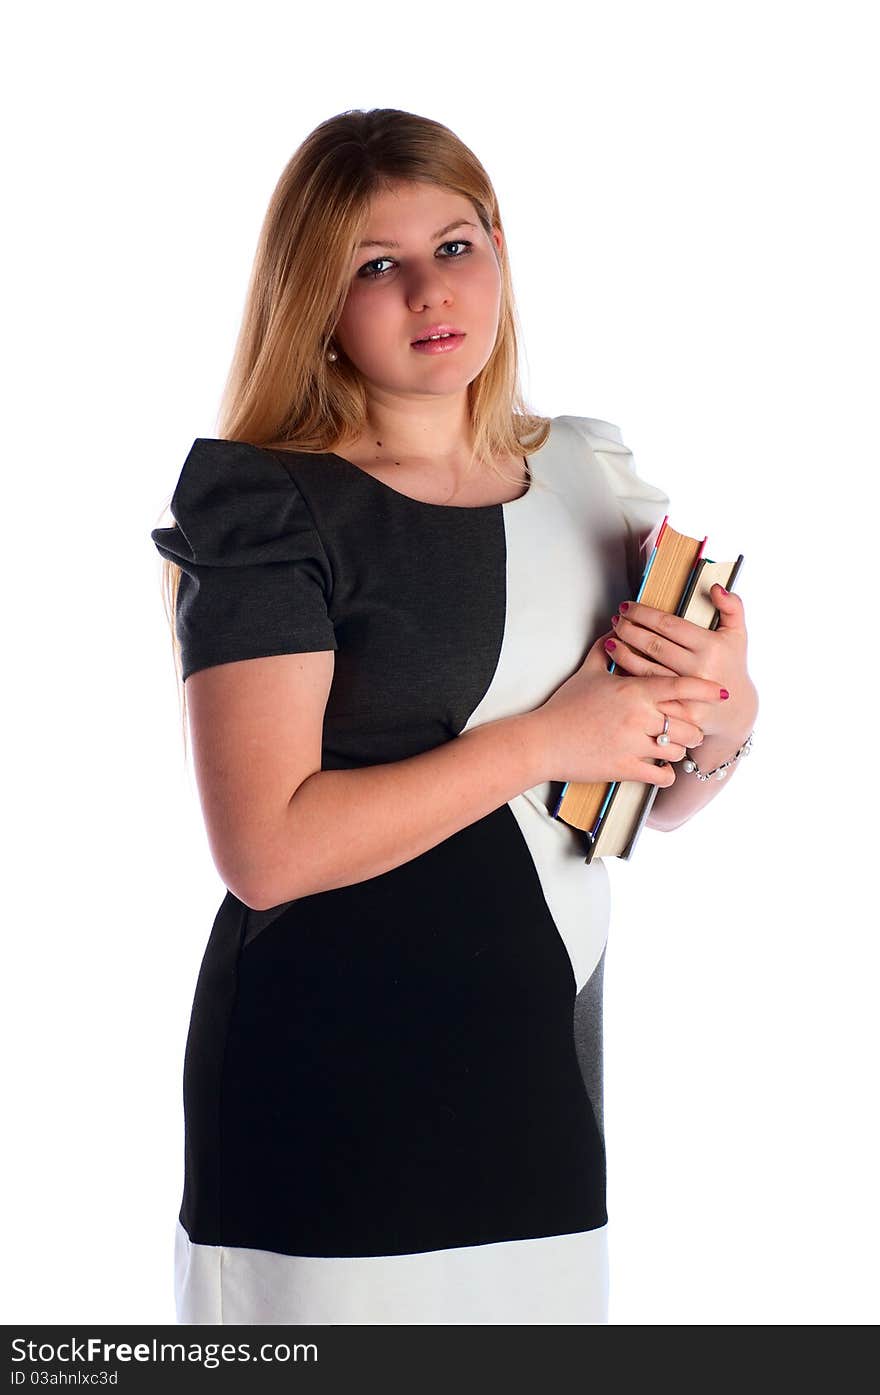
[358,239,473,280]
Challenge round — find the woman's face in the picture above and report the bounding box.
[333,180,504,399]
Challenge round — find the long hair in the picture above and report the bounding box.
[155,107,551,751]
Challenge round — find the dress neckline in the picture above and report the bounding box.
[322,431,547,512]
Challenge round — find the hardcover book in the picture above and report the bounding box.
[552,517,744,862]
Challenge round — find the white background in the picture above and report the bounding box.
[4,0,877,1325]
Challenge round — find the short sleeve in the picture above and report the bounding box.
[150,437,337,681]
[563,415,670,598]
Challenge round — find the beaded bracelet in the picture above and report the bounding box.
[682,731,753,781]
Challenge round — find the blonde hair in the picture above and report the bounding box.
[155,107,551,753]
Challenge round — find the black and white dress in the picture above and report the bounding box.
[151,414,669,1325]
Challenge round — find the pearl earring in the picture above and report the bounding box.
[327,348,338,362]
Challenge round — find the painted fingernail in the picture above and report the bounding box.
[619,602,630,611]
[720,688,730,699]
[611,613,619,625]
[605,640,616,651]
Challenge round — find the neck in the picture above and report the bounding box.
[353,396,475,466]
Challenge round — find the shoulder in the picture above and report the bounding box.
[552,414,630,455]
[552,413,668,505]
[169,435,298,518]
[151,437,325,568]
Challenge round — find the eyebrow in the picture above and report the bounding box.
[357,220,477,250]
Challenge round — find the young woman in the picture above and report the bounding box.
[152,107,758,1325]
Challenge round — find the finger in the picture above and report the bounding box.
[652,743,687,762]
[604,636,676,677]
[710,584,748,633]
[615,601,705,651]
[646,706,704,742]
[586,629,618,665]
[656,697,709,724]
[634,759,676,787]
[582,631,621,678]
[612,613,698,673]
[652,716,704,748]
[653,674,730,704]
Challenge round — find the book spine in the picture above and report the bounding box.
[676,556,708,618]
[709,555,744,631]
[591,778,618,837]
[621,782,660,859]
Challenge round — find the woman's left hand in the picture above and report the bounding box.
[606,583,759,743]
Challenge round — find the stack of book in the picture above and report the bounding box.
[552,517,744,862]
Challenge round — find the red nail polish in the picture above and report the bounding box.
[619,602,629,611]
[720,688,729,699]
[611,614,619,625]
[605,640,616,651]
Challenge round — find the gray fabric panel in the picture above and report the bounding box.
[572,944,605,1139]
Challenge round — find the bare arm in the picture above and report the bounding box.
[608,587,759,834]
[186,641,720,912]
[645,718,754,832]
[257,712,543,910]
[185,649,544,913]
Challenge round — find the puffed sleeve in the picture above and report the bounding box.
[150,437,337,681]
[564,415,670,598]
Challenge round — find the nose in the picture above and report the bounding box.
[404,261,455,311]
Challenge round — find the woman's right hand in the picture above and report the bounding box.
[528,630,729,787]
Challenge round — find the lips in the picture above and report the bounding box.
[410,325,465,345]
